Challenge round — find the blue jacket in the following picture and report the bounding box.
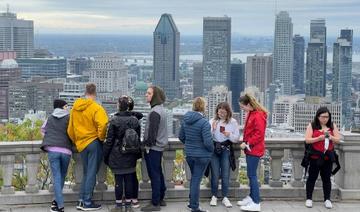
[179,111,214,158]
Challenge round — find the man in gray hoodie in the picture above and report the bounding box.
[141,86,168,212]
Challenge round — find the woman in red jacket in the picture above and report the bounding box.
[304,107,341,209]
[237,94,267,212]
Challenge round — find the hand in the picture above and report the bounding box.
[212,121,217,131]
[316,135,325,142]
[222,131,230,137]
[240,142,247,150]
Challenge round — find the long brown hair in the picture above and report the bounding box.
[214,102,233,124]
[239,93,268,113]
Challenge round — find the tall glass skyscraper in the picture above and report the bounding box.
[333,29,353,129]
[230,61,245,112]
[0,10,34,58]
[293,35,305,94]
[273,11,293,95]
[203,17,231,95]
[153,14,180,100]
[306,19,327,97]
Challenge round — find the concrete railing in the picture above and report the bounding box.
[0,133,360,205]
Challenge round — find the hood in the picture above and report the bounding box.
[72,98,94,111]
[183,111,204,125]
[52,108,69,118]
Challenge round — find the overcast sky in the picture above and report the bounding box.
[5,0,360,37]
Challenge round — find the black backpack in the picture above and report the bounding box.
[120,118,141,154]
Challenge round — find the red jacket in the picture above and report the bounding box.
[243,110,267,157]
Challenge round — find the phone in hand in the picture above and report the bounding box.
[220,126,225,133]
[324,131,329,138]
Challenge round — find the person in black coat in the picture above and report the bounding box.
[104,96,141,211]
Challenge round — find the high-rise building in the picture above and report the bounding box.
[230,61,245,112]
[153,14,180,100]
[0,52,21,120]
[332,29,353,129]
[306,19,327,97]
[293,35,305,94]
[246,54,272,92]
[265,81,284,124]
[203,17,231,94]
[8,79,63,119]
[17,58,67,79]
[273,11,293,95]
[0,9,34,58]
[68,57,92,75]
[192,62,203,98]
[89,54,128,97]
[206,85,232,119]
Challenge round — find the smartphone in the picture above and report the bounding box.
[220,126,225,133]
[324,131,329,138]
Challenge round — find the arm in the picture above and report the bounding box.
[305,123,324,144]
[246,113,266,146]
[67,110,76,143]
[103,122,115,165]
[202,122,214,152]
[144,111,160,147]
[95,107,109,142]
[179,121,186,144]
[41,119,48,136]
[330,124,341,144]
[227,120,240,143]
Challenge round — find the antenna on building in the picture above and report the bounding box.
[6,4,9,13]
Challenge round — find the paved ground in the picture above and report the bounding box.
[1,200,360,212]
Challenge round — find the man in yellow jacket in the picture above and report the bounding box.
[67,83,108,211]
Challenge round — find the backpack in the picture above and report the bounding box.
[120,118,141,154]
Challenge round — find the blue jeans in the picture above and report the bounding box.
[246,155,260,204]
[79,140,103,205]
[48,151,71,208]
[210,149,230,197]
[186,156,211,210]
[144,149,166,206]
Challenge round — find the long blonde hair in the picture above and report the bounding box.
[239,93,268,113]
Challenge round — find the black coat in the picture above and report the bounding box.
[103,111,141,171]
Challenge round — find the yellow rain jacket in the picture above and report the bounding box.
[67,98,108,152]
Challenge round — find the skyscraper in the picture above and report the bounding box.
[0,9,34,58]
[153,13,180,100]
[293,35,305,94]
[246,54,272,92]
[203,17,231,94]
[273,11,293,95]
[17,58,67,79]
[192,62,203,98]
[332,29,353,129]
[230,61,245,112]
[305,19,327,97]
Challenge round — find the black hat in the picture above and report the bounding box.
[53,99,68,109]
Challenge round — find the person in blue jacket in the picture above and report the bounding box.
[179,97,214,212]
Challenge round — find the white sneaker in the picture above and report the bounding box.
[305,199,313,208]
[222,197,232,208]
[324,200,333,209]
[210,196,217,206]
[240,202,261,211]
[237,196,253,206]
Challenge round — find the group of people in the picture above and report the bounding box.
[41,82,341,212]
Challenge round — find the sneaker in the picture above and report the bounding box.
[324,200,333,209]
[240,202,261,212]
[305,199,313,208]
[222,197,232,208]
[81,202,102,211]
[77,201,84,210]
[209,196,217,206]
[50,206,64,212]
[131,200,140,209]
[140,203,161,211]
[51,200,58,211]
[237,196,253,206]
[160,199,167,206]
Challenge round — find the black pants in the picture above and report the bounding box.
[306,158,333,201]
[114,172,138,200]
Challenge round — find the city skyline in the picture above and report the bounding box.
[8,0,360,36]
